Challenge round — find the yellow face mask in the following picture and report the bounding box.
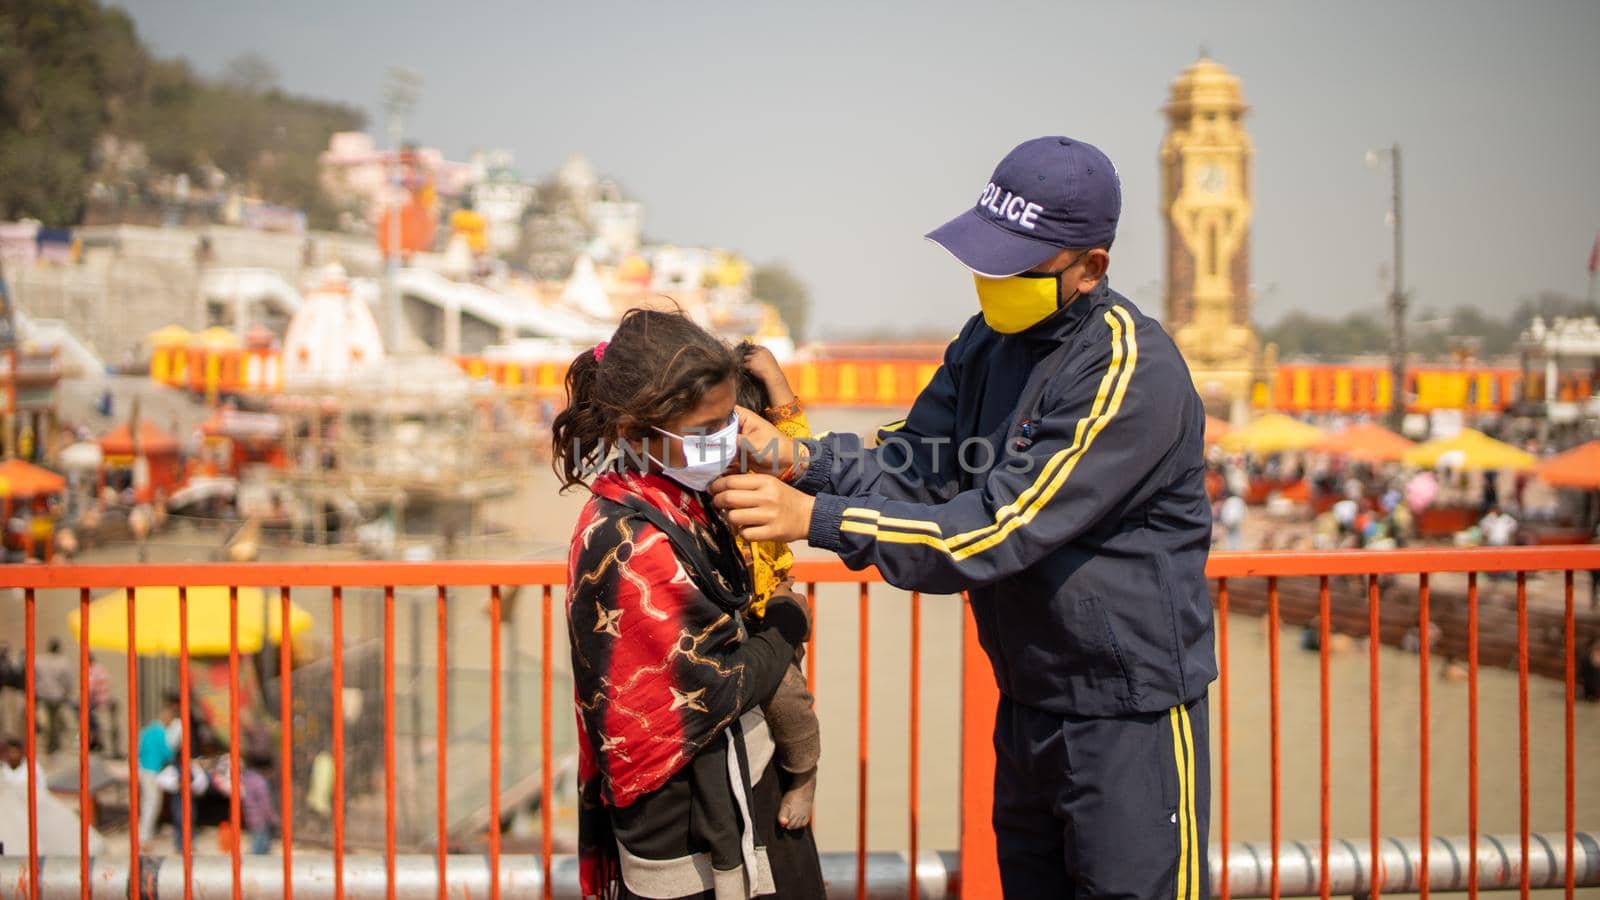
[973,251,1088,334]
[975,271,1068,334]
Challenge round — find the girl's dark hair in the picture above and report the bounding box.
[551,308,739,490]
[734,341,772,414]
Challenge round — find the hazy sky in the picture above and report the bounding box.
[114,0,1600,338]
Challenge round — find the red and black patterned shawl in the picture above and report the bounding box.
[567,471,788,897]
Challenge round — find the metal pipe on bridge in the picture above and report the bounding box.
[5,834,1596,898]
[1,850,962,900]
[1218,831,1600,897]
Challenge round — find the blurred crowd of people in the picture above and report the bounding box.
[0,640,282,853]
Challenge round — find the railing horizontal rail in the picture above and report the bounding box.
[1206,545,1600,577]
[5,545,1596,590]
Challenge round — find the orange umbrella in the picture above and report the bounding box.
[1312,422,1416,463]
[1537,441,1600,489]
[97,421,179,456]
[1204,415,1231,445]
[0,459,67,498]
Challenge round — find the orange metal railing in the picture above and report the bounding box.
[956,546,1598,900]
[1216,547,1583,900]
[6,547,1598,899]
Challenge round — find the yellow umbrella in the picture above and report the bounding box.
[146,324,192,347]
[66,586,313,656]
[195,327,243,349]
[1218,413,1323,455]
[1402,428,1536,472]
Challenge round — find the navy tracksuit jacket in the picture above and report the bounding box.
[793,277,1216,898]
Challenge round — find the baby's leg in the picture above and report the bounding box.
[761,662,820,829]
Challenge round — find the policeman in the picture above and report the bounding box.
[712,136,1215,899]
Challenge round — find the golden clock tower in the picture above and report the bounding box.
[1160,55,1274,420]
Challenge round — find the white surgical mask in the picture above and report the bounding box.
[650,413,739,492]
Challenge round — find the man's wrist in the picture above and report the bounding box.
[806,493,848,551]
[790,440,832,495]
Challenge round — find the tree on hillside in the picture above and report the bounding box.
[0,0,146,224]
[753,263,811,342]
[1,1,365,229]
[1260,291,1598,361]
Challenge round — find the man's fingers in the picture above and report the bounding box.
[710,474,774,496]
[723,506,772,528]
[736,523,781,543]
[710,488,770,510]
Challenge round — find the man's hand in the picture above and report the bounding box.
[734,406,798,476]
[710,473,815,544]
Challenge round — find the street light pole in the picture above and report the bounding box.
[1389,143,1405,430]
[383,68,421,354]
[1367,143,1406,429]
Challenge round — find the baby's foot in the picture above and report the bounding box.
[777,767,817,830]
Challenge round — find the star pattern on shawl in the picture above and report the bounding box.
[593,601,624,637]
[668,686,708,713]
[597,731,631,761]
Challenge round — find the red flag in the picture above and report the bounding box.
[1590,231,1600,275]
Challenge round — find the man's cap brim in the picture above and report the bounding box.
[924,209,1062,278]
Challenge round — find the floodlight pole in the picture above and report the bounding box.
[1369,143,1406,429]
[383,68,421,354]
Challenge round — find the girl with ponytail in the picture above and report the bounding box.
[553,308,824,899]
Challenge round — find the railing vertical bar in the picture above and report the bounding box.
[490,585,503,900]
[541,583,555,900]
[228,585,242,900]
[856,581,870,900]
[77,587,89,900]
[125,586,141,894]
[1516,571,1529,900]
[1367,574,1381,900]
[1319,575,1331,900]
[1267,576,1281,900]
[1418,572,1431,900]
[332,585,346,898]
[1467,572,1479,899]
[24,587,38,900]
[908,590,921,900]
[385,584,397,900]
[437,585,449,900]
[805,582,818,695]
[280,585,294,899]
[1217,577,1231,900]
[1564,569,1576,900]
[180,584,194,899]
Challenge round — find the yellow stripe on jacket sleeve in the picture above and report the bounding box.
[837,306,1138,563]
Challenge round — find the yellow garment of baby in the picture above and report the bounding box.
[742,410,809,617]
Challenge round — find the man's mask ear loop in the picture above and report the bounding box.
[1056,249,1090,311]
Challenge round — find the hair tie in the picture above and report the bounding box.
[593,341,608,362]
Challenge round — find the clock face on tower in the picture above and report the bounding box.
[1198,164,1226,195]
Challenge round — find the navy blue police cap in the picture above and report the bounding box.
[926,136,1121,277]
